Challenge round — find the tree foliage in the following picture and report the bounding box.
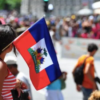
[0,0,21,10]
[0,0,6,9]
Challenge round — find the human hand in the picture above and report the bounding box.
[15,79,22,89]
[93,83,97,91]
[16,87,21,98]
[14,79,22,97]
[21,82,28,89]
[76,85,81,92]
[62,72,67,80]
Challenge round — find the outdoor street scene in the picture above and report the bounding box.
[7,43,100,100]
[1,0,100,100]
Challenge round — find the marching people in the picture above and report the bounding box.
[72,43,98,100]
[0,25,22,100]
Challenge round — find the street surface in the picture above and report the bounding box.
[7,43,100,100]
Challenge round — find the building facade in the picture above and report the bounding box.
[20,0,94,18]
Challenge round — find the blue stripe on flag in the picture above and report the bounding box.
[29,19,44,42]
[45,64,61,82]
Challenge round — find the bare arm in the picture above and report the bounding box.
[84,63,96,89]
[85,63,94,83]
[0,62,7,100]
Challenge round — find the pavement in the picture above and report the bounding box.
[6,44,100,100]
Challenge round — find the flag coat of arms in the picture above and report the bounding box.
[13,18,62,90]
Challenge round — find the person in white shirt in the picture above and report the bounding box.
[4,56,33,100]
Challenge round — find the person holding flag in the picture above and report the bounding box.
[0,25,22,100]
[0,18,62,100]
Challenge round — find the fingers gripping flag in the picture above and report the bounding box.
[13,18,62,90]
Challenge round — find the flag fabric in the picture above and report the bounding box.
[13,18,62,90]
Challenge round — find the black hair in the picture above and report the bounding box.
[0,25,17,54]
[87,43,98,52]
[7,64,17,68]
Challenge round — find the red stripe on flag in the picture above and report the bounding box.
[13,30,50,90]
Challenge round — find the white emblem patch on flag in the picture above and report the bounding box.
[28,38,53,73]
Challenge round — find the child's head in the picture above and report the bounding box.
[87,43,98,56]
[88,90,100,100]
[0,25,16,54]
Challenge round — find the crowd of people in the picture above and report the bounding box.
[47,14,100,40]
[1,11,100,41]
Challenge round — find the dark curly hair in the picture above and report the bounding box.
[0,25,17,54]
[87,43,98,52]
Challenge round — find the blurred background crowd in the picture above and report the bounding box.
[2,11,100,40]
[1,0,100,100]
[1,0,100,41]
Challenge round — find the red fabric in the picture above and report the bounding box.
[13,31,50,90]
[95,23,100,39]
[81,33,88,38]
[2,69,16,100]
[0,18,5,25]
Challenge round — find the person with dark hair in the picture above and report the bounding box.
[87,43,98,52]
[0,25,22,100]
[72,43,98,100]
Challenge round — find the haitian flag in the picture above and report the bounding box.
[13,18,62,90]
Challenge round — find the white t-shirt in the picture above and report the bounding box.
[16,72,33,100]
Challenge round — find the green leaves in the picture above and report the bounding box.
[0,0,5,9]
[0,0,21,10]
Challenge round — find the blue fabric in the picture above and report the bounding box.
[81,87,93,100]
[46,79,61,90]
[28,18,62,82]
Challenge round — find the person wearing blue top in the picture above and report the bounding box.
[46,79,64,100]
[45,72,67,100]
